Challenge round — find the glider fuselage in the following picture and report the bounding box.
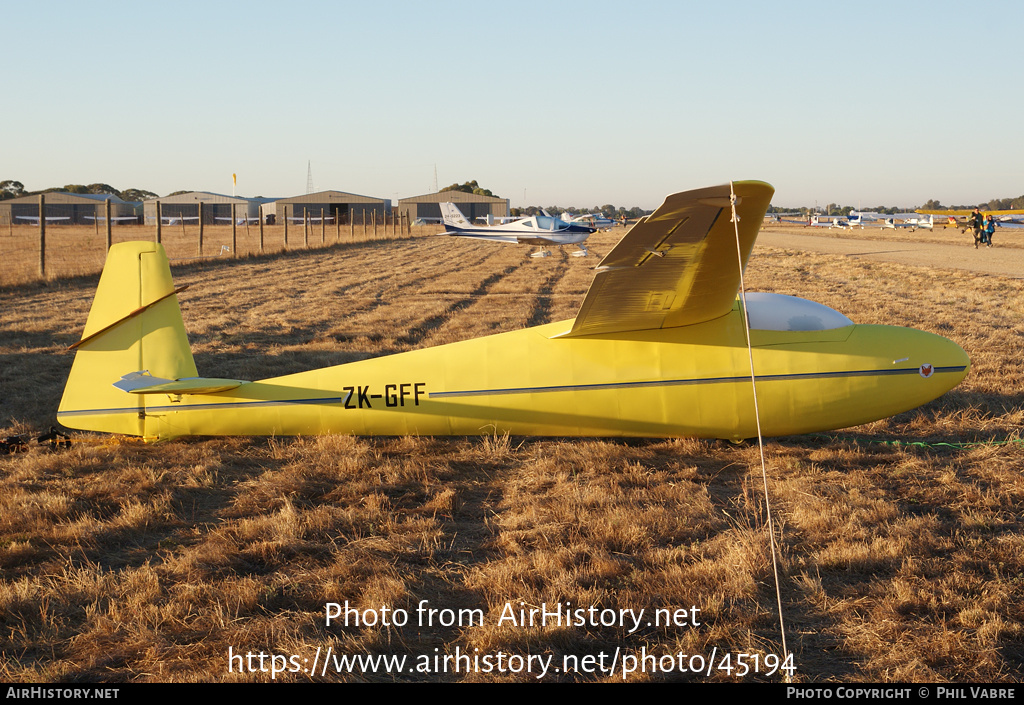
[60,300,968,442]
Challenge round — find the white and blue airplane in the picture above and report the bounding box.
[809,214,864,229]
[562,212,618,231]
[441,202,596,257]
[883,214,934,231]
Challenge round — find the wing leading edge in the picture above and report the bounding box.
[563,181,774,338]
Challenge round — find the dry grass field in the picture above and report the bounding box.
[1,225,1023,682]
[0,219,415,287]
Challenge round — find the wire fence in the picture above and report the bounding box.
[0,213,444,287]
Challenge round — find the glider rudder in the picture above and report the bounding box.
[57,242,198,437]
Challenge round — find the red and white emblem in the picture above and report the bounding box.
[919,364,934,378]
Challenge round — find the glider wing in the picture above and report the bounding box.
[564,181,774,337]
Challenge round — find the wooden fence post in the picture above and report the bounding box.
[372,209,377,238]
[303,210,309,248]
[156,200,162,244]
[362,209,366,239]
[321,207,325,244]
[105,198,112,252]
[198,202,204,256]
[231,203,238,257]
[38,194,45,278]
[259,205,264,253]
[284,205,289,249]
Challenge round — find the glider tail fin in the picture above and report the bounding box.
[58,242,197,437]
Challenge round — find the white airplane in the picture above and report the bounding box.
[215,216,262,225]
[145,216,200,226]
[84,215,141,223]
[883,214,934,231]
[808,214,862,229]
[766,212,805,224]
[286,215,335,223]
[15,215,71,223]
[441,202,596,257]
[562,212,617,231]
[848,211,888,224]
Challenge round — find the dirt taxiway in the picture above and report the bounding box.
[757,227,1024,278]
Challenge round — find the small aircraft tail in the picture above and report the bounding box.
[57,242,198,437]
[440,202,473,230]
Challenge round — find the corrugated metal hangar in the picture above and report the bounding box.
[271,190,389,224]
[142,192,260,224]
[0,192,139,225]
[398,191,509,222]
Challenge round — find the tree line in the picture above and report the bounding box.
[5,178,1023,214]
[769,195,1024,216]
[0,180,158,203]
[510,204,650,219]
[921,196,1024,212]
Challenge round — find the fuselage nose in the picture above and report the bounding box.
[850,324,970,412]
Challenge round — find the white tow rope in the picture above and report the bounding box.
[729,181,791,676]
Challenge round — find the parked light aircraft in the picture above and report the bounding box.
[563,212,617,230]
[84,216,141,223]
[916,208,1024,232]
[15,216,71,223]
[286,215,335,223]
[848,211,887,224]
[146,216,200,226]
[57,181,969,443]
[441,202,595,257]
[883,214,934,231]
[809,214,863,229]
[216,216,261,224]
[766,212,805,225]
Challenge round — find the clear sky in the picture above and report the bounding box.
[4,0,1021,210]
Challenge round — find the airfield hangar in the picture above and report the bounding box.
[397,191,510,223]
[0,192,140,225]
[142,192,260,225]
[269,190,390,225]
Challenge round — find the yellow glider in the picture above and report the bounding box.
[57,181,970,442]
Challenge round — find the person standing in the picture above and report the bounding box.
[970,207,985,248]
[983,214,996,247]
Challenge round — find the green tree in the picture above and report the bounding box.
[0,180,25,200]
[440,180,499,198]
[121,188,158,202]
[85,183,123,198]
